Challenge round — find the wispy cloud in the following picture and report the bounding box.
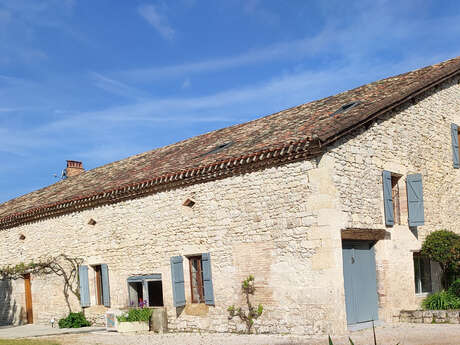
[181,78,191,89]
[138,4,174,40]
[118,5,460,84]
[90,72,147,100]
[118,35,321,82]
[0,107,22,112]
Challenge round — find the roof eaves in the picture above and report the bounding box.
[0,137,319,230]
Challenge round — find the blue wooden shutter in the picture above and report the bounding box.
[452,123,459,169]
[407,173,425,227]
[170,256,186,307]
[382,170,394,226]
[202,253,215,305]
[79,265,90,307]
[101,264,111,307]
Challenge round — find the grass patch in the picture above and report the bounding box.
[0,339,61,345]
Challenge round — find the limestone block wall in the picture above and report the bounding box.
[327,76,460,321]
[400,309,460,324]
[0,157,348,335]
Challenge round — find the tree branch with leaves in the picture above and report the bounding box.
[228,275,263,334]
[0,254,83,313]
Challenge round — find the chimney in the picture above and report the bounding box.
[66,160,84,177]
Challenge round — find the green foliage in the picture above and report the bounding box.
[422,230,460,288]
[58,312,91,328]
[422,230,460,271]
[448,278,460,297]
[0,260,50,279]
[117,308,153,322]
[227,275,264,334]
[422,290,460,310]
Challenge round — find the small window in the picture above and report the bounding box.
[93,265,104,305]
[330,101,361,117]
[199,141,233,157]
[414,254,432,294]
[391,175,401,225]
[189,256,205,303]
[127,274,164,307]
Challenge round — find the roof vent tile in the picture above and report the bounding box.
[330,101,361,117]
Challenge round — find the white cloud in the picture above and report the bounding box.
[138,4,174,40]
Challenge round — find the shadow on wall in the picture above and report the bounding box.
[0,279,24,326]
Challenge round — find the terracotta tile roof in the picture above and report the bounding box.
[1,56,460,228]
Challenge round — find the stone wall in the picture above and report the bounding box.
[1,74,459,335]
[400,310,460,324]
[0,156,348,335]
[327,76,460,321]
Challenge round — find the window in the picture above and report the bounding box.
[170,253,215,307]
[391,175,401,225]
[383,171,424,227]
[451,123,459,168]
[414,254,432,294]
[79,264,110,308]
[93,265,104,305]
[458,127,460,165]
[382,171,402,226]
[127,274,164,307]
[189,256,205,303]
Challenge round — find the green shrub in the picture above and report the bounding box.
[58,312,91,328]
[422,290,460,310]
[422,230,460,288]
[117,308,153,322]
[448,278,460,297]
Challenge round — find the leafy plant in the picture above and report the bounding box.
[421,230,460,289]
[117,308,153,322]
[227,275,263,334]
[0,254,83,313]
[422,290,460,310]
[448,278,460,297]
[58,312,91,328]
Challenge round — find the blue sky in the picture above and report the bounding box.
[0,0,459,203]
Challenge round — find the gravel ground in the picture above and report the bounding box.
[42,323,460,345]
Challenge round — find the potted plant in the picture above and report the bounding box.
[117,299,153,333]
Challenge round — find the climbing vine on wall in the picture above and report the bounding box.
[0,254,83,313]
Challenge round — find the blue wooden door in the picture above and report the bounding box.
[342,241,379,325]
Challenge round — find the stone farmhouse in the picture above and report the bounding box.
[1,56,460,335]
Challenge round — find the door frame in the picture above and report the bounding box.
[23,273,33,324]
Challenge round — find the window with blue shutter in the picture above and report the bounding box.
[202,253,215,306]
[407,173,425,227]
[170,256,186,307]
[382,170,394,226]
[79,265,90,307]
[452,123,459,169]
[101,264,111,307]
